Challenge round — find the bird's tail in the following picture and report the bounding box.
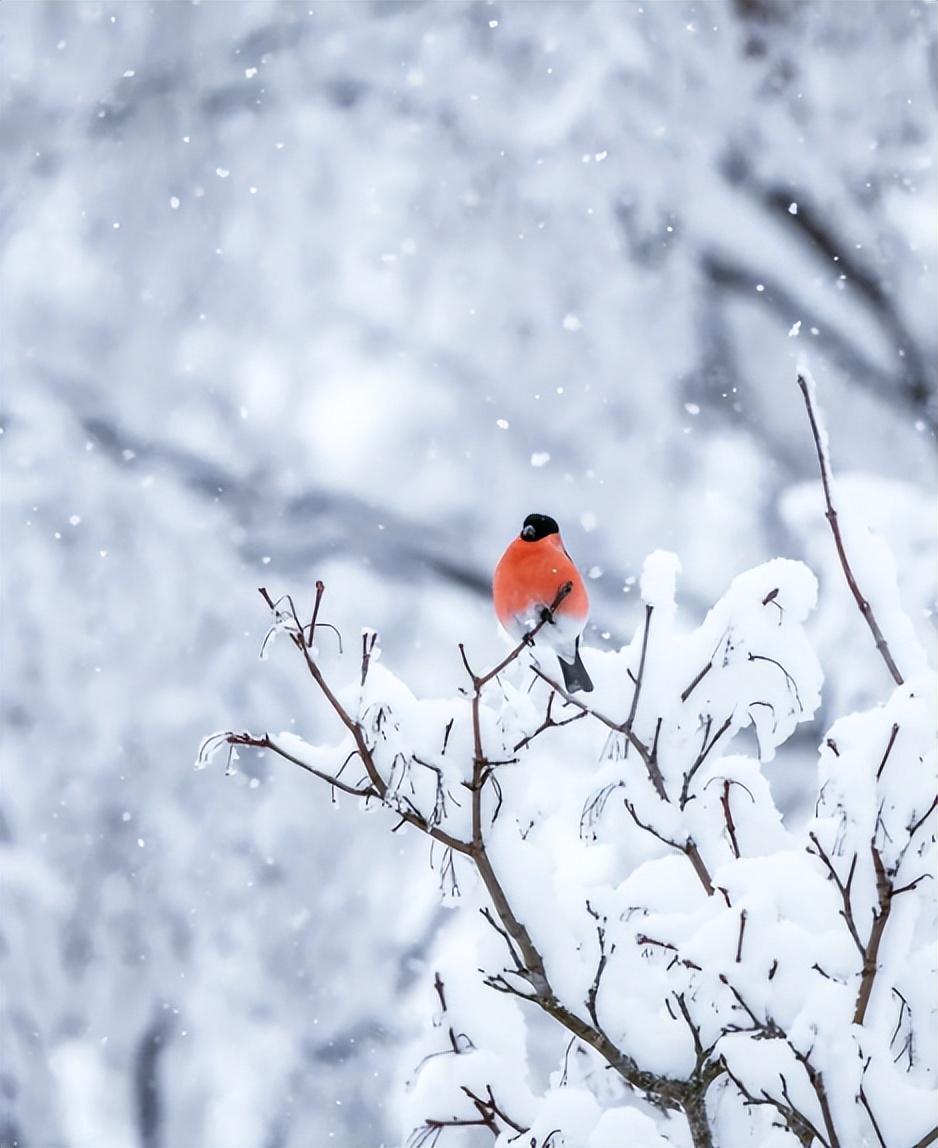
[559,641,593,694]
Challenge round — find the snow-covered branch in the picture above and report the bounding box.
[200,376,936,1148]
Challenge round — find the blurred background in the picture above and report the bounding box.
[1,2,935,1145]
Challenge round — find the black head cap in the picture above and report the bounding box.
[520,513,560,542]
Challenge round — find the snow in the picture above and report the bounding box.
[639,549,682,612]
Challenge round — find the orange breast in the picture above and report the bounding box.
[493,534,589,627]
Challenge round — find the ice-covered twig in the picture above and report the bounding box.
[795,369,904,686]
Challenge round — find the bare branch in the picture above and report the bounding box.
[585,903,612,1035]
[721,779,741,859]
[531,667,668,801]
[808,834,864,958]
[681,660,713,704]
[747,653,803,713]
[876,723,900,782]
[796,371,904,686]
[720,978,839,1148]
[513,691,587,753]
[635,934,702,971]
[908,795,937,842]
[735,909,748,964]
[858,1087,887,1148]
[854,842,894,1026]
[223,732,376,798]
[461,1085,528,1136]
[623,800,715,897]
[361,630,378,686]
[474,582,573,692]
[685,842,716,898]
[680,715,734,808]
[251,587,477,857]
[623,604,653,757]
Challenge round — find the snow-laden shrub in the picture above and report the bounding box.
[200,379,935,1148]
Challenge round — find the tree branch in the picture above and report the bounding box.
[795,371,904,686]
[854,842,894,1026]
[807,834,865,958]
[513,692,587,753]
[623,800,715,897]
[680,715,734,809]
[623,604,653,757]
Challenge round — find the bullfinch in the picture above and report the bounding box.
[493,513,594,693]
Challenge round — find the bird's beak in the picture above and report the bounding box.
[521,525,536,540]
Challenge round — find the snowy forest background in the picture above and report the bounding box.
[1,2,936,1147]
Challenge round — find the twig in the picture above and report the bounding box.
[624,604,653,756]
[685,842,716,898]
[585,905,611,1035]
[791,1045,840,1148]
[858,1087,887,1148]
[796,370,904,686]
[721,979,840,1148]
[635,934,702,971]
[513,692,587,752]
[721,779,741,858]
[531,667,668,801]
[221,732,375,798]
[254,587,473,857]
[907,795,937,842]
[747,653,803,713]
[876,724,900,782]
[623,801,715,897]
[361,631,378,686]
[462,1086,528,1136]
[308,580,325,646]
[681,661,712,704]
[735,910,748,963]
[479,907,527,975]
[680,716,733,809]
[807,834,864,957]
[854,842,894,1026]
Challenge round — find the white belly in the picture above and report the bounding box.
[505,606,584,662]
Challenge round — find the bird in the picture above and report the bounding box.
[493,513,594,693]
